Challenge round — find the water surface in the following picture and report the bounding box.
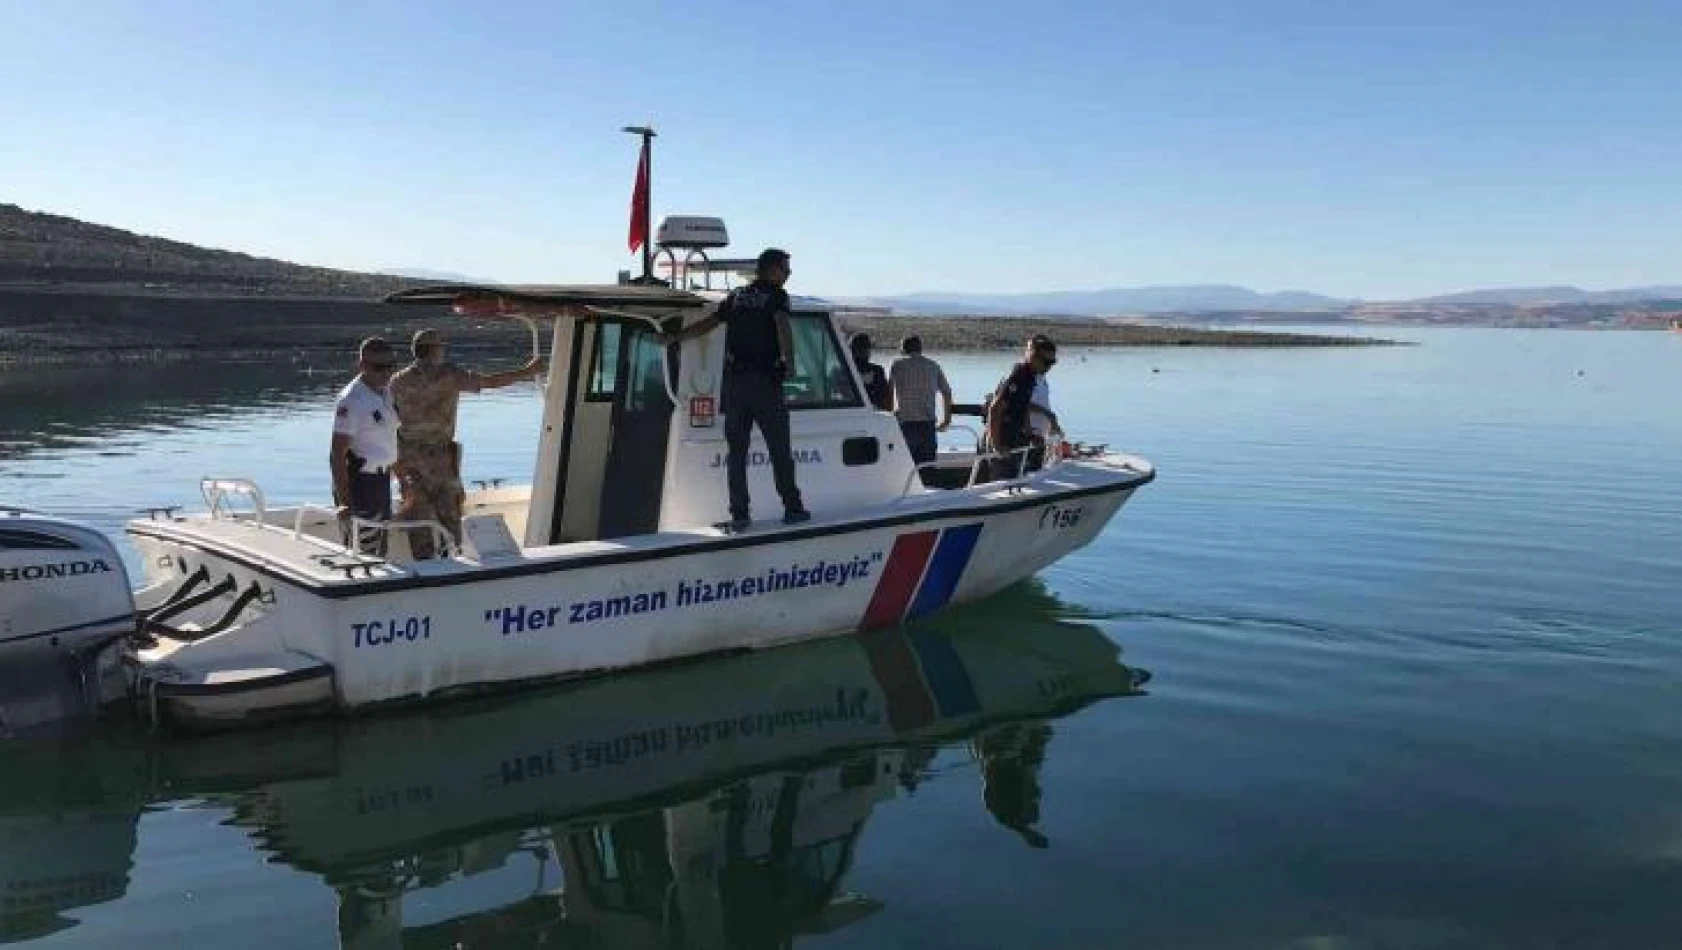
[3,329,1681,948]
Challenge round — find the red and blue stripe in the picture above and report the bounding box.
[857,522,987,729]
[860,523,984,631]
[861,627,983,732]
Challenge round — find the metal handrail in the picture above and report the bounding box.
[292,504,342,541]
[973,445,1040,486]
[349,517,459,559]
[584,304,685,409]
[899,460,949,497]
[898,444,1039,498]
[940,423,983,454]
[201,478,267,522]
[513,314,548,395]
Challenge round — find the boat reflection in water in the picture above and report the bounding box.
[0,583,1148,948]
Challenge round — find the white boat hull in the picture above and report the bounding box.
[121,457,1150,725]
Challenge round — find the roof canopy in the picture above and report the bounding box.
[384,283,709,315]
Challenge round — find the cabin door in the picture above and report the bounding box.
[598,322,676,538]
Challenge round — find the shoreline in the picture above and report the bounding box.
[0,288,1392,366]
[841,313,1385,351]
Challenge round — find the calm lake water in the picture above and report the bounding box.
[3,328,1681,948]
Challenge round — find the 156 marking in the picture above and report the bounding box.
[1039,503,1085,530]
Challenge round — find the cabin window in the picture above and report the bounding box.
[588,323,623,401]
[624,325,671,411]
[841,437,879,466]
[568,819,673,920]
[784,312,862,410]
[788,832,862,904]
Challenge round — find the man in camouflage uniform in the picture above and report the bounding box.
[389,328,544,558]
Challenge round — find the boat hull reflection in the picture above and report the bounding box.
[0,586,1149,948]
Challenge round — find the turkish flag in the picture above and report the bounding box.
[628,139,649,253]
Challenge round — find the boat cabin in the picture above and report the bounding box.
[385,275,925,555]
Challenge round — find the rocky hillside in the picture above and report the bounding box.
[0,203,408,298]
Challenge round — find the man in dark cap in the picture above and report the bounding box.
[658,248,809,531]
[984,335,1058,480]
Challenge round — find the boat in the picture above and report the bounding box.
[0,131,1155,730]
[0,606,1149,945]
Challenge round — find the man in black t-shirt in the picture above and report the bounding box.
[850,333,893,411]
[984,335,1058,481]
[660,248,809,531]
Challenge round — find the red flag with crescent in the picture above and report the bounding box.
[628,139,650,253]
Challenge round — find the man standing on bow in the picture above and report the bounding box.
[985,335,1058,481]
[388,328,544,558]
[330,337,400,554]
[1026,334,1064,443]
[658,248,809,531]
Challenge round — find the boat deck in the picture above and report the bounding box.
[125,453,1154,596]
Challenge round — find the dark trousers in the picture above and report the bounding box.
[345,454,392,554]
[900,421,938,466]
[722,371,803,519]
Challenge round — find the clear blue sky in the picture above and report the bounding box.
[2,0,1677,299]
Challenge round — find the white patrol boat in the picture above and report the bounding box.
[0,140,1154,731]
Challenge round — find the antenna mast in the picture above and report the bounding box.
[623,125,657,284]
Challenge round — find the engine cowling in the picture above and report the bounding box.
[0,509,137,661]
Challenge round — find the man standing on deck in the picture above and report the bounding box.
[657,248,810,532]
[850,333,893,411]
[888,335,954,467]
[984,335,1058,481]
[330,337,400,554]
[1026,334,1064,443]
[388,328,545,558]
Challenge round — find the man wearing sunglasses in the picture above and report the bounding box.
[330,337,402,553]
[984,335,1058,481]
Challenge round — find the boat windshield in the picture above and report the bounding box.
[785,311,861,410]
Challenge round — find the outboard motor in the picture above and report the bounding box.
[0,508,137,733]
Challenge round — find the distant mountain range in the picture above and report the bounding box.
[846,284,1682,316]
[2,203,1678,328]
[842,285,1352,316]
[1410,285,1682,306]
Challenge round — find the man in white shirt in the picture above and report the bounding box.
[1029,375,1062,441]
[1015,332,1056,440]
[330,337,401,552]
